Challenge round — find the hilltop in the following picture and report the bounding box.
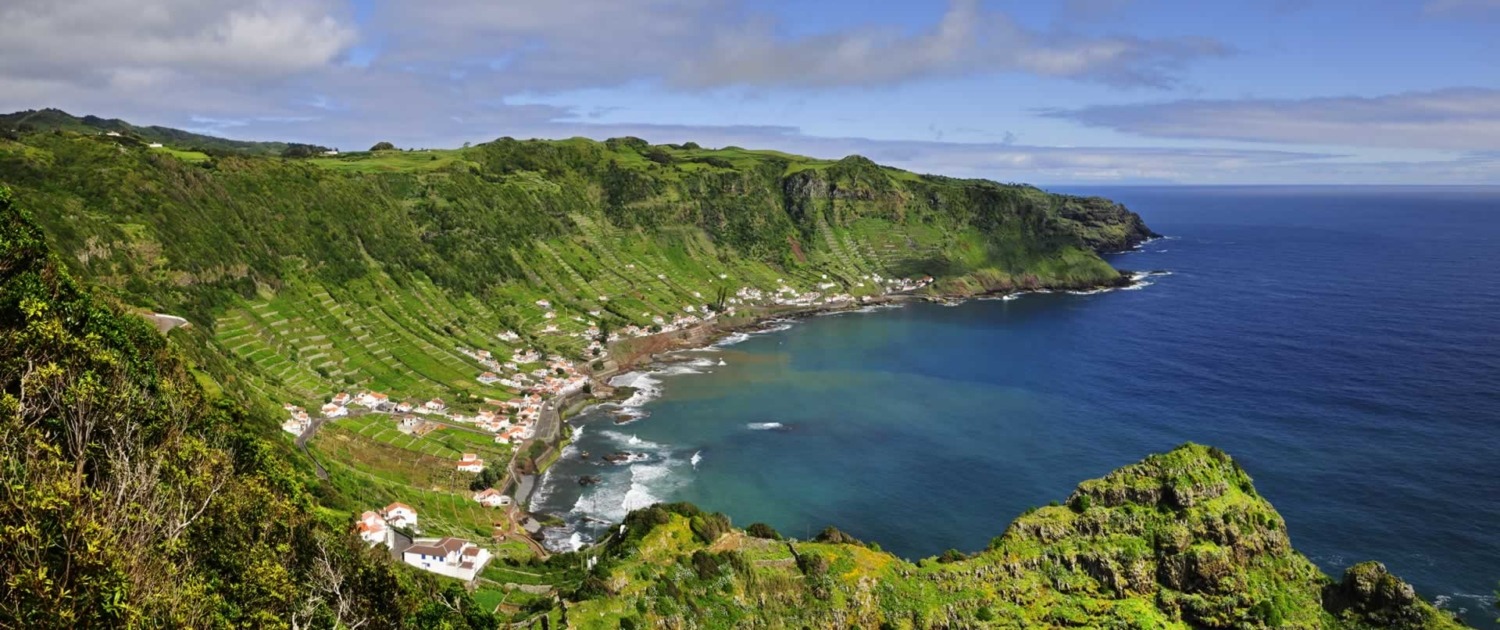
[0,110,1152,412]
[0,108,292,157]
[564,444,1464,628]
[0,183,1469,626]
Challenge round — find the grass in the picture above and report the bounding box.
[150,146,211,163]
[308,149,478,173]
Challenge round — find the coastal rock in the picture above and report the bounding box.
[578,444,1464,629]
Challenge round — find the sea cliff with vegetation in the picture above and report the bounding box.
[0,110,1471,628]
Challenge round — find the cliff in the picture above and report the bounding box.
[569,444,1464,629]
[0,112,1152,410]
[0,190,1465,626]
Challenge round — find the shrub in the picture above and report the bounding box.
[815,526,861,546]
[689,512,731,544]
[937,549,966,564]
[796,551,829,577]
[746,522,781,540]
[370,141,395,151]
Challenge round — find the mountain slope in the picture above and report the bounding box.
[0,185,1465,626]
[0,108,291,156]
[0,115,1152,411]
[565,444,1463,629]
[0,186,509,629]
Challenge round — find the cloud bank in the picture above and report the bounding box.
[1045,88,1500,152]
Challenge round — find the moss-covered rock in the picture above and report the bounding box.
[569,444,1466,629]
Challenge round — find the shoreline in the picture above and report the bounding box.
[523,262,1163,545]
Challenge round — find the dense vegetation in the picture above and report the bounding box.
[0,114,1464,628]
[0,187,520,628]
[0,110,1152,415]
[566,445,1464,629]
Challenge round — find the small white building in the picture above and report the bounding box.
[477,372,500,385]
[147,142,163,148]
[401,537,491,581]
[396,415,423,435]
[381,502,418,529]
[456,453,484,474]
[357,392,389,408]
[472,488,512,508]
[356,510,389,547]
[421,399,446,414]
[321,403,347,418]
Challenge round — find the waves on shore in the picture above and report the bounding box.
[543,429,691,551]
[538,271,1170,553]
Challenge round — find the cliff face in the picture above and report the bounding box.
[0,119,1152,409]
[570,444,1464,629]
[1056,194,1161,252]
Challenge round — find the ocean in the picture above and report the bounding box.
[531,186,1500,625]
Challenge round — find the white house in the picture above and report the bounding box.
[381,502,418,529]
[456,453,485,474]
[321,403,347,418]
[356,511,388,547]
[147,142,163,148]
[331,392,352,406]
[477,372,500,385]
[421,399,446,414]
[396,415,423,434]
[357,392,389,408]
[401,537,491,581]
[472,488,512,508]
[535,299,552,309]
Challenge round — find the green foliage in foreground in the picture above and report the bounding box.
[0,187,1468,626]
[568,445,1466,629]
[0,187,499,629]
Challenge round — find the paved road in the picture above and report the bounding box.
[294,416,330,480]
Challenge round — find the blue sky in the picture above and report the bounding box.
[2,0,1498,184]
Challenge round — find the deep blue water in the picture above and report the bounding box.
[534,186,1500,625]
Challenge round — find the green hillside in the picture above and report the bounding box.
[0,183,1468,627]
[561,444,1463,629]
[0,114,1152,415]
[0,108,291,156]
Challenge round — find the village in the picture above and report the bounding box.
[277,273,933,583]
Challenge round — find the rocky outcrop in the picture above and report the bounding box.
[1056,194,1160,252]
[1325,562,1454,629]
[581,444,1466,629]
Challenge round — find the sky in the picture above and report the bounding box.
[2,0,1498,184]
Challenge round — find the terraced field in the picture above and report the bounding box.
[208,214,936,411]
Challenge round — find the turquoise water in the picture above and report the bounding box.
[533,186,1500,625]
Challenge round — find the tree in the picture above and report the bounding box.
[280,143,332,158]
[369,141,395,151]
[746,522,781,540]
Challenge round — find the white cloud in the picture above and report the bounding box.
[371,0,1227,91]
[0,0,356,81]
[1045,88,1500,151]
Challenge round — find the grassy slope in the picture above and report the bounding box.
[0,128,1149,404]
[564,444,1464,629]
